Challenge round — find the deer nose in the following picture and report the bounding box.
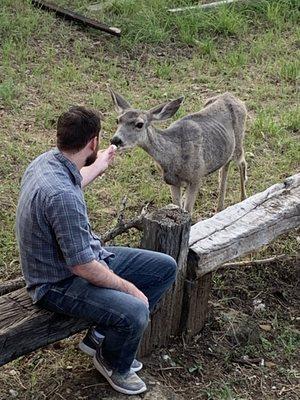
[110,136,123,147]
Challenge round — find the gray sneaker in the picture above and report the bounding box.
[79,328,143,372]
[93,352,147,395]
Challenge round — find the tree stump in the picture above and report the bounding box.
[139,205,191,356]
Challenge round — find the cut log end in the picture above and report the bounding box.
[144,205,191,226]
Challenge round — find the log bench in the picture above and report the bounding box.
[1,174,299,367]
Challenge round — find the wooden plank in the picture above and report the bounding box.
[168,0,244,13]
[0,277,25,296]
[0,288,89,366]
[189,174,300,276]
[31,0,121,36]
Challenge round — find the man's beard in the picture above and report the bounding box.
[84,149,98,166]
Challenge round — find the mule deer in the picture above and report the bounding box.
[110,90,247,213]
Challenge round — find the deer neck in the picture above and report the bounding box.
[140,126,168,165]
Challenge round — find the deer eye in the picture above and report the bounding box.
[135,122,144,129]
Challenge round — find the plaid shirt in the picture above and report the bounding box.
[16,149,113,303]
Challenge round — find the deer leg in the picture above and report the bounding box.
[238,158,247,201]
[181,187,186,208]
[170,185,181,207]
[183,182,200,213]
[217,161,231,212]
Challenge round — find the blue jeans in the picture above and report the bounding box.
[37,247,177,373]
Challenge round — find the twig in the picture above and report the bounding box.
[220,254,297,269]
[82,383,107,389]
[102,216,143,242]
[233,357,262,366]
[56,393,67,400]
[102,202,151,243]
[168,0,245,13]
[117,196,128,225]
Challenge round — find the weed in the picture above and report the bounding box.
[277,327,300,359]
[153,61,174,80]
[279,59,300,84]
[202,383,237,400]
[34,105,57,129]
[0,79,17,107]
[198,38,217,56]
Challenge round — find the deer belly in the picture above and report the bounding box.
[203,131,235,174]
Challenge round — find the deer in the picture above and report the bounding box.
[110,89,248,214]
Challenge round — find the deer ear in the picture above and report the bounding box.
[109,89,131,114]
[148,97,184,122]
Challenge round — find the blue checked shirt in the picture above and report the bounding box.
[16,149,113,303]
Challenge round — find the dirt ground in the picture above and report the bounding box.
[146,257,300,400]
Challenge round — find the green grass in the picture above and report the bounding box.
[0,78,17,107]
[0,0,299,279]
[203,384,236,400]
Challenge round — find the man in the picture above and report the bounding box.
[16,106,177,395]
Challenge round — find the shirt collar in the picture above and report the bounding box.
[52,148,83,187]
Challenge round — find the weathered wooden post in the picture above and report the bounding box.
[180,173,300,340]
[180,252,212,340]
[139,204,191,355]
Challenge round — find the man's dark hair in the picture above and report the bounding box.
[57,106,101,152]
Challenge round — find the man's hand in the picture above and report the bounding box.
[121,281,149,307]
[93,145,117,174]
[81,145,117,188]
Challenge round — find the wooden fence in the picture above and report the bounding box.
[0,173,299,366]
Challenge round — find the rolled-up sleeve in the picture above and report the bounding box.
[45,191,95,267]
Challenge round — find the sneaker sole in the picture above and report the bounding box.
[93,355,147,395]
[79,341,96,357]
[79,342,143,372]
[131,362,143,373]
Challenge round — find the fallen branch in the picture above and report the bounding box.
[168,0,245,13]
[102,216,143,242]
[102,199,152,242]
[220,254,298,269]
[31,0,121,36]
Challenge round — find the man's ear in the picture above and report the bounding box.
[109,88,131,114]
[147,97,184,122]
[88,136,98,152]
